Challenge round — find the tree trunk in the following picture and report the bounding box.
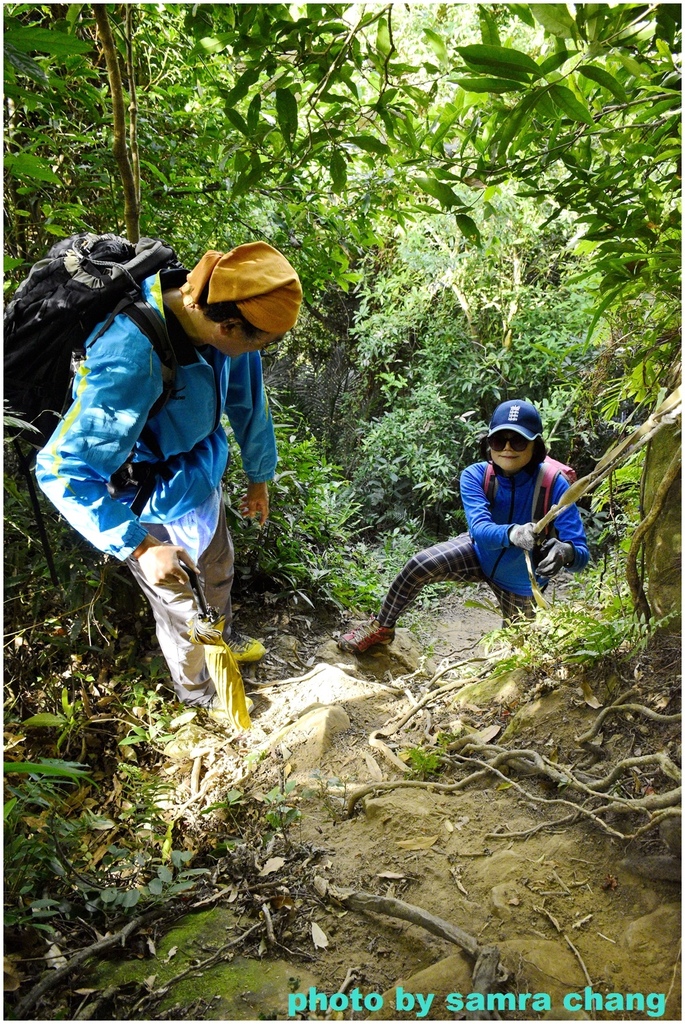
[638,419,682,630]
[93,4,139,241]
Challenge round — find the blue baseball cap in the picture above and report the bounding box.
[488,400,542,440]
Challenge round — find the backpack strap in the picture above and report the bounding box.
[532,461,560,527]
[89,293,178,510]
[87,295,175,411]
[483,463,498,504]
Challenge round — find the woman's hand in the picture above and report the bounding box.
[535,539,574,577]
[509,522,537,550]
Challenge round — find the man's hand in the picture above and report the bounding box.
[509,522,537,550]
[132,534,197,587]
[240,480,270,525]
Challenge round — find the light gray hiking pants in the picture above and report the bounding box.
[126,512,234,706]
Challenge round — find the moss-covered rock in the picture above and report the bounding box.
[451,668,527,709]
[86,907,320,1019]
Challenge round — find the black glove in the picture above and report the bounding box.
[535,538,574,577]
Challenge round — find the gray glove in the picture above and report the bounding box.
[509,522,537,551]
[536,539,574,577]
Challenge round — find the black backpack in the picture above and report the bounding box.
[4,233,189,585]
[4,231,188,448]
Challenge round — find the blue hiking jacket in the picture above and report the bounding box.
[35,273,277,561]
[460,460,590,596]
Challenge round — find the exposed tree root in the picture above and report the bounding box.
[575,702,681,744]
[347,738,680,841]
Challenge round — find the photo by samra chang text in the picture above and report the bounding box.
[287,985,668,1018]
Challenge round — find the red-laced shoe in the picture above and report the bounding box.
[337,617,395,653]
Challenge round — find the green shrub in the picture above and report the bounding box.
[224,407,385,610]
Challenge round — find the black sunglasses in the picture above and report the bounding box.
[489,432,531,452]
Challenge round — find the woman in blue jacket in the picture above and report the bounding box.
[36,242,302,707]
[339,400,589,654]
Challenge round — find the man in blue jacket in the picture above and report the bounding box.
[36,242,302,707]
[339,399,589,653]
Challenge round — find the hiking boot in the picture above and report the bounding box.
[337,618,395,654]
[226,630,267,663]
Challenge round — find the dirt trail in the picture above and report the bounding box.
[88,586,681,1020]
[68,585,679,1024]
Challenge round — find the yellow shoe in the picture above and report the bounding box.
[226,630,267,663]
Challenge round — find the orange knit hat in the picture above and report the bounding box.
[186,242,302,332]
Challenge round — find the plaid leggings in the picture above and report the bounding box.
[377,533,535,627]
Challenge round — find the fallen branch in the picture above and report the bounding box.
[173,765,224,817]
[13,907,169,1019]
[338,889,479,956]
[261,901,276,945]
[564,932,593,987]
[336,889,504,1020]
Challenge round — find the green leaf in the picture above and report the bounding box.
[275,87,298,147]
[120,889,141,908]
[348,134,390,155]
[492,90,542,157]
[454,77,524,93]
[222,67,261,107]
[415,175,460,208]
[66,5,84,27]
[578,65,628,103]
[224,107,249,136]
[455,214,482,245]
[4,257,26,272]
[3,760,90,779]
[4,25,92,55]
[4,42,49,83]
[508,4,536,28]
[549,84,595,126]
[529,4,576,38]
[376,17,392,57]
[423,28,448,65]
[538,50,577,75]
[457,44,543,81]
[198,34,233,55]
[615,53,650,79]
[246,93,261,134]
[478,5,501,46]
[22,713,67,728]
[5,152,61,184]
[330,150,347,193]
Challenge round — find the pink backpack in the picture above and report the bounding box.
[483,457,576,526]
